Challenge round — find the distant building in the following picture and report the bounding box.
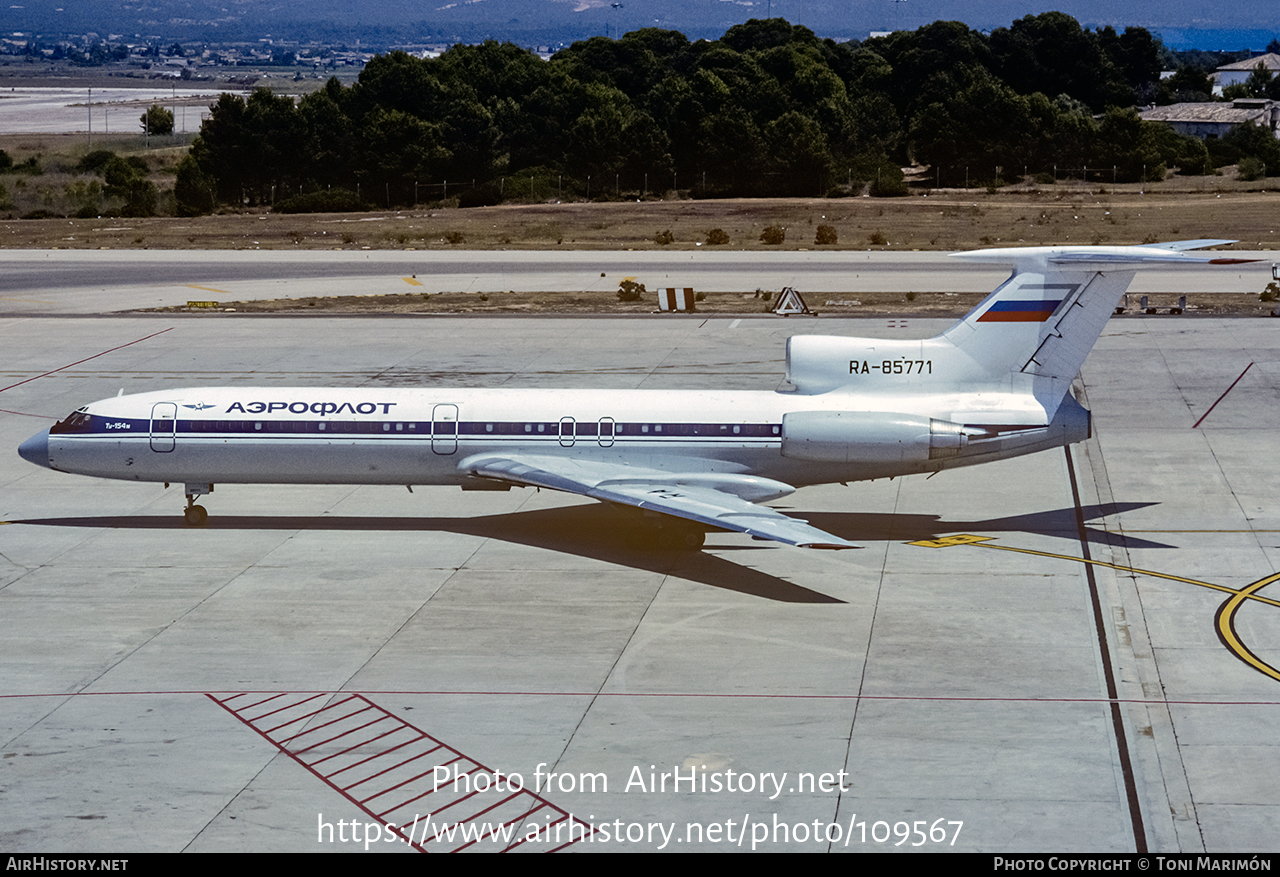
[1140,99,1280,139]
[1215,53,1280,89]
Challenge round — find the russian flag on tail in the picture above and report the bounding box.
[977,299,1063,322]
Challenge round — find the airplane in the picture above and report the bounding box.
[16,241,1252,550]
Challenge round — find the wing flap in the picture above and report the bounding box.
[464,454,858,550]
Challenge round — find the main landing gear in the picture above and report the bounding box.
[628,518,706,551]
[182,482,213,527]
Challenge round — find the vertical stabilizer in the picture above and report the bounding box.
[784,243,1247,405]
[939,266,1135,412]
[938,242,1248,414]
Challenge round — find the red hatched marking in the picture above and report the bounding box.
[208,692,589,852]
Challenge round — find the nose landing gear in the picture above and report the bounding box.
[183,482,213,527]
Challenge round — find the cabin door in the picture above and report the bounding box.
[559,417,575,447]
[432,404,458,455]
[149,402,177,452]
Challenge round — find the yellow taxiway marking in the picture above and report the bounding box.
[977,542,1280,609]
[1215,573,1280,683]
[914,534,1280,682]
[910,534,996,548]
[402,277,424,286]
[186,284,231,295]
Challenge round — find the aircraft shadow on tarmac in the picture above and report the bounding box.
[13,501,1166,605]
[802,501,1171,550]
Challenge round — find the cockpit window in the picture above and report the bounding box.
[50,411,92,434]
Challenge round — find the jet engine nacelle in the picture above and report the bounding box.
[780,411,967,464]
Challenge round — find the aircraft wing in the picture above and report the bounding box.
[461,454,858,549]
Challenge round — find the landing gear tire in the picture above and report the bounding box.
[668,529,705,551]
[633,525,705,551]
[183,504,208,527]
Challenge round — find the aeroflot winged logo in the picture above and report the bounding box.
[183,402,216,411]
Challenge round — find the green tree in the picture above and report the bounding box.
[196,89,305,205]
[1244,63,1274,98]
[908,70,1035,185]
[140,105,174,137]
[101,155,157,216]
[356,109,450,205]
[1094,108,1166,182]
[173,153,215,216]
[1158,66,1215,103]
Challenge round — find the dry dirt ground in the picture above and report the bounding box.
[3,128,1279,317]
[145,290,1277,319]
[5,186,1280,254]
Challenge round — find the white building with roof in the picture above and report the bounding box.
[1141,98,1280,139]
[1216,53,1280,89]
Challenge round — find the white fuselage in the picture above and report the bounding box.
[41,384,1080,489]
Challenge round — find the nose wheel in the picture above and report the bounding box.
[182,482,214,527]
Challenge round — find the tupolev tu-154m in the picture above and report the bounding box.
[18,242,1252,550]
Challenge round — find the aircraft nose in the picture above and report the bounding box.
[18,429,50,469]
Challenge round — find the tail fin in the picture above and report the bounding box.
[937,262,1134,412]
[944,242,1250,414]
[786,242,1250,411]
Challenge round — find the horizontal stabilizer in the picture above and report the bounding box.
[1136,239,1237,251]
[950,241,1253,268]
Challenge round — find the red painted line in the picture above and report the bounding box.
[232,692,291,711]
[389,781,487,821]
[1193,362,1254,428]
[452,792,525,851]
[306,722,404,764]
[501,806,554,852]
[494,810,537,851]
[362,763,457,805]
[384,774,476,815]
[339,748,444,792]
[269,695,358,738]
[318,731,430,772]
[290,709,386,755]
[245,692,327,724]
[507,811,579,853]
[207,694,432,854]
[0,327,175,395]
[0,407,57,419]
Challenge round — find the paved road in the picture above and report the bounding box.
[0,248,1272,315]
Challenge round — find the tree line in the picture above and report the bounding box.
[171,13,1267,213]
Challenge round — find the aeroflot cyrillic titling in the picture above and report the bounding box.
[225,401,398,415]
